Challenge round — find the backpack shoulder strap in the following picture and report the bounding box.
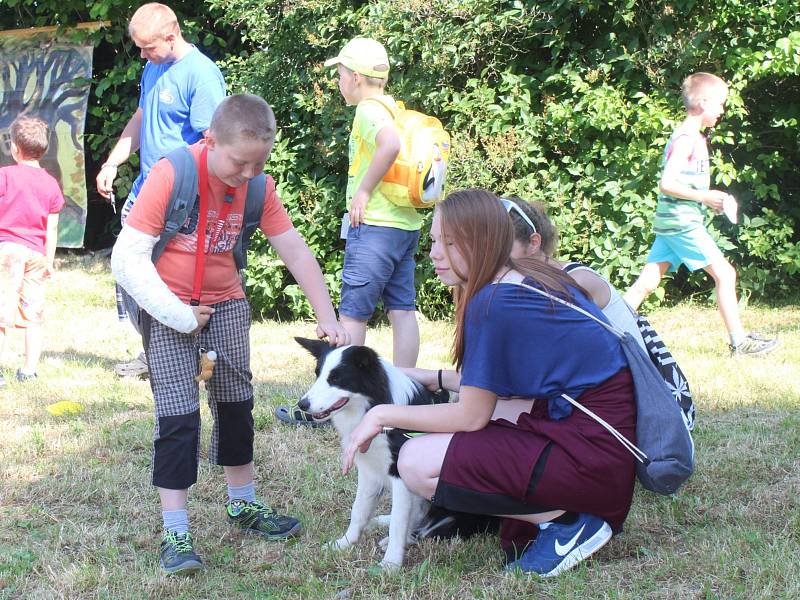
[362,96,397,119]
[560,391,647,463]
[502,280,625,338]
[233,173,267,271]
[501,281,650,465]
[152,146,199,263]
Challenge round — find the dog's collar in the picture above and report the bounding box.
[380,426,427,439]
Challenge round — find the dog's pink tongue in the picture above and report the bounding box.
[330,397,348,411]
[312,397,349,419]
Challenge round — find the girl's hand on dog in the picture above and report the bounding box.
[342,410,382,474]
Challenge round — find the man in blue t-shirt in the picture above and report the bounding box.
[96,2,226,378]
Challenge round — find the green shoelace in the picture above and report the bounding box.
[165,531,194,553]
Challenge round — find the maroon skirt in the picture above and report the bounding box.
[434,369,637,553]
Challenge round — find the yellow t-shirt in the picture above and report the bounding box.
[347,95,422,231]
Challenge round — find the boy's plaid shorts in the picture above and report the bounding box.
[144,298,255,489]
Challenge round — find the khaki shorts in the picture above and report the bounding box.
[0,242,48,328]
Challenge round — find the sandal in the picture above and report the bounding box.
[114,352,150,379]
[274,404,331,428]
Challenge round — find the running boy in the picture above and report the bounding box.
[0,115,65,386]
[111,94,349,574]
[276,38,422,427]
[623,72,777,356]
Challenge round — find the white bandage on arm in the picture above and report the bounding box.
[111,225,198,333]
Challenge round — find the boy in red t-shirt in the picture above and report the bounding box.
[111,94,350,575]
[0,115,65,387]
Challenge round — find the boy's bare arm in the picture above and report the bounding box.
[44,213,59,274]
[349,125,401,227]
[659,136,729,212]
[96,108,143,199]
[268,228,350,346]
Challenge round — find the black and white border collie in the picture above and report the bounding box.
[295,337,451,569]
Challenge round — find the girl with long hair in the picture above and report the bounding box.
[342,188,637,576]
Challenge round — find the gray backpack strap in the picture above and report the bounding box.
[501,281,647,462]
[501,280,694,494]
[152,146,199,263]
[502,280,625,338]
[233,173,267,271]
[147,145,265,273]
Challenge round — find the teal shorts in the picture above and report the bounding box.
[646,227,724,272]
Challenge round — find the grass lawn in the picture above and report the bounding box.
[1,254,799,599]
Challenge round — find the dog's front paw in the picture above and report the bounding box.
[330,535,353,550]
[379,558,402,571]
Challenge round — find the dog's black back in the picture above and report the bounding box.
[384,386,449,477]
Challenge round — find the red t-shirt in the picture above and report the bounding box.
[0,164,65,255]
[126,142,293,304]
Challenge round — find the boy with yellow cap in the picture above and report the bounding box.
[276,38,422,427]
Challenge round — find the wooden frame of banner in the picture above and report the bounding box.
[0,21,110,39]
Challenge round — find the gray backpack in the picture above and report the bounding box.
[509,281,694,496]
[122,145,266,332]
[562,261,696,431]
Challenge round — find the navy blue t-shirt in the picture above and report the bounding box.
[460,279,628,418]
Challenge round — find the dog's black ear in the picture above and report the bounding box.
[347,345,380,370]
[295,337,331,360]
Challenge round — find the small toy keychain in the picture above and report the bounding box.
[195,348,217,382]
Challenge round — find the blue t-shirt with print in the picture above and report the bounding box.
[132,46,226,197]
[460,279,628,419]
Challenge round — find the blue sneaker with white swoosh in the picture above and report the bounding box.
[506,513,612,577]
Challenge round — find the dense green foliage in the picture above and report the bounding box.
[3,0,799,319]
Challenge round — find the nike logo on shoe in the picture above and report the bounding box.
[554,524,586,556]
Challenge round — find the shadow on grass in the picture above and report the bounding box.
[42,347,123,371]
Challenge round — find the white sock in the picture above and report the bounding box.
[730,331,746,347]
[227,481,256,503]
[162,509,189,534]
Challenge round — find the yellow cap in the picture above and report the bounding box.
[324,38,390,79]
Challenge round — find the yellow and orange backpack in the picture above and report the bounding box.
[365,97,451,209]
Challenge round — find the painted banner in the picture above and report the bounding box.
[0,27,94,247]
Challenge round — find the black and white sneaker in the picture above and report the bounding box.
[15,369,37,382]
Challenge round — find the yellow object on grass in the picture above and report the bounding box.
[46,400,84,416]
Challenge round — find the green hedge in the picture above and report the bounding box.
[4,0,799,319]
[209,0,800,319]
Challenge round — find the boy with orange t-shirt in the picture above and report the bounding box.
[111,94,349,574]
